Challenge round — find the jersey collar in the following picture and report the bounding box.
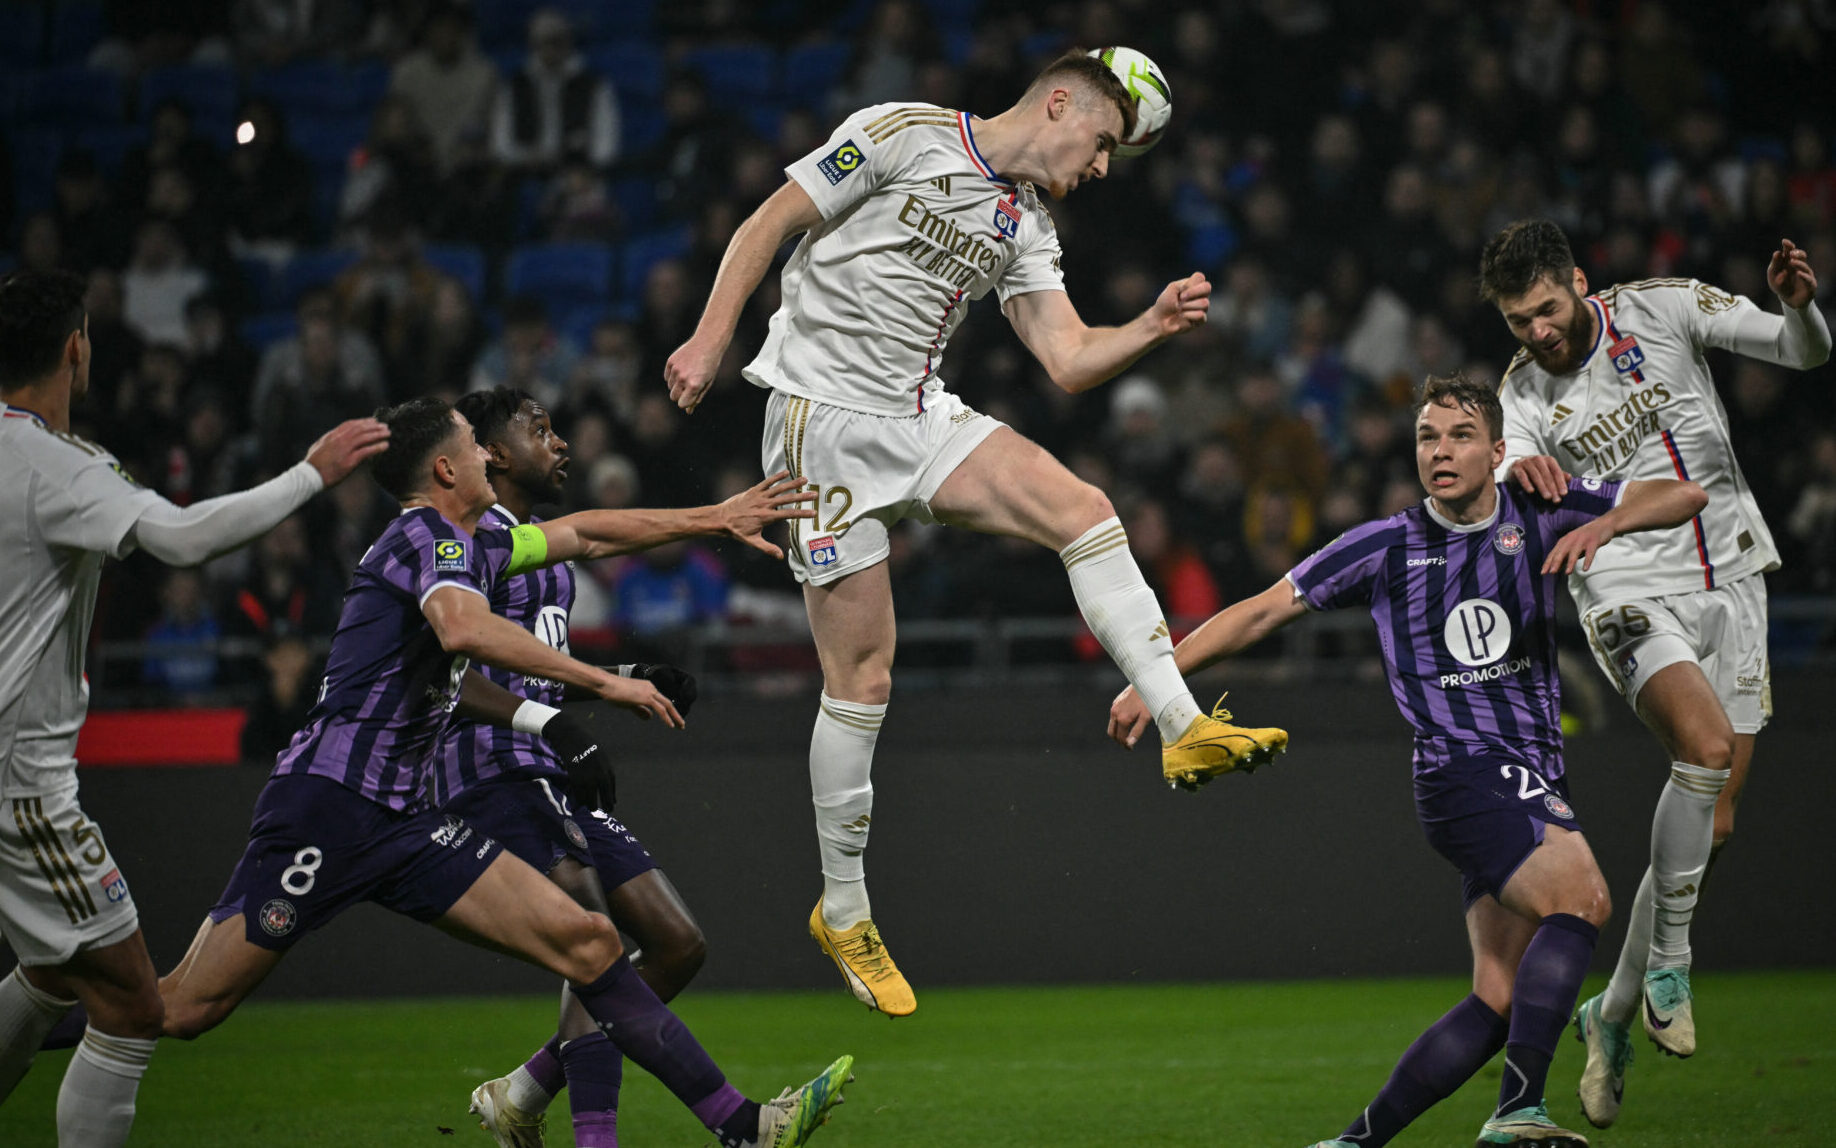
[1423,488,1503,533]
[1574,296,1609,371]
[489,502,521,526]
[1,402,47,427]
[956,112,1013,186]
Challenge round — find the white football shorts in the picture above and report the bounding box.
[1581,574,1771,734]
[762,386,1003,585]
[0,780,140,965]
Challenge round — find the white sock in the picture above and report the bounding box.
[57,1029,156,1148]
[1599,866,1654,1025]
[505,1062,554,1112]
[1060,518,1201,743]
[1647,761,1727,969]
[0,966,77,1101]
[811,692,884,929]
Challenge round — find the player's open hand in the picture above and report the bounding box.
[719,470,815,558]
[306,418,391,486]
[1509,455,1570,502]
[1151,272,1211,336]
[1108,685,1154,749]
[592,672,685,729]
[1543,519,1617,575]
[664,336,723,414]
[1768,238,1818,310]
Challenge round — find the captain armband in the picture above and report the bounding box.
[506,523,549,575]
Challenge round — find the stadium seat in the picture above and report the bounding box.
[619,101,666,154]
[138,64,240,127]
[587,42,663,108]
[249,61,383,117]
[238,312,299,352]
[276,249,361,307]
[609,176,658,232]
[423,243,487,301]
[620,226,691,301]
[287,110,368,174]
[18,67,125,127]
[919,0,982,27]
[782,41,851,111]
[48,0,106,64]
[1185,222,1238,271]
[0,4,45,67]
[75,123,142,179]
[505,241,615,312]
[743,102,784,143]
[682,45,775,103]
[475,0,541,52]
[234,257,282,313]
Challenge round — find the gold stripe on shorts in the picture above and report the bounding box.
[12,798,93,925]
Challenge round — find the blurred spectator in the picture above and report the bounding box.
[225,98,317,251]
[646,70,740,217]
[828,0,939,119]
[51,151,130,273]
[1786,431,1836,592]
[232,0,365,69]
[1787,122,1836,226]
[389,0,497,176]
[251,293,388,459]
[620,392,713,508]
[184,292,260,398]
[142,569,221,698]
[470,295,580,410]
[570,319,643,423]
[17,212,65,275]
[119,99,224,216]
[490,8,620,174]
[1126,497,1220,627]
[1510,0,1576,102]
[408,276,485,398]
[538,158,619,241]
[339,97,441,233]
[223,515,342,647]
[324,475,397,579]
[609,542,729,663]
[145,163,230,276]
[122,220,211,345]
[157,389,237,507]
[1105,374,1181,499]
[239,636,319,764]
[75,271,144,437]
[1171,440,1255,600]
[91,1,234,72]
[1219,368,1330,505]
[332,200,454,382]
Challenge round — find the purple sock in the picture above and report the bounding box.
[525,1035,567,1097]
[1340,994,1508,1147]
[1497,913,1598,1116]
[562,1032,623,1148]
[570,956,754,1137]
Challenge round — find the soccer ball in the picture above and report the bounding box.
[1089,46,1171,156]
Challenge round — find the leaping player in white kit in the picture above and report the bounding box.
[1479,221,1828,1127]
[664,49,1288,1016]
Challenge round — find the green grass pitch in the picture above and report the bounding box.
[3,971,1829,1146]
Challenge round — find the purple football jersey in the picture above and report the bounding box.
[1287,478,1622,781]
[271,507,513,810]
[430,505,574,806]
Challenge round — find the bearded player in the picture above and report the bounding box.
[1480,220,1827,1126]
[664,48,1286,1017]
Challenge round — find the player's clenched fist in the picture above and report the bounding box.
[665,336,723,413]
[1151,272,1210,336]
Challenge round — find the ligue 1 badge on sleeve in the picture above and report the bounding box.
[807,534,838,568]
[434,538,469,572]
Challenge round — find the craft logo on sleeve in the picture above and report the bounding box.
[434,538,469,572]
[817,140,864,185]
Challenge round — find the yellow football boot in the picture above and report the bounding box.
[1162,695,1289,790]
[809,901,916,1017]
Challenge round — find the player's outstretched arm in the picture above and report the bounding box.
[1004,273,1210,394]
[534,471,814,562]
[1542,479,1708,575]
[1705,238,1830,369]
[666,181,825,413]
[423,587,684,727]
[1108,577,1307,748]
[128,417,390,566]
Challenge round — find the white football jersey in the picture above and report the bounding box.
[743,102,1066,417]
[1498,279,1821,613]
[0,405,160,795]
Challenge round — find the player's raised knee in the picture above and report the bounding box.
[552,910,624,985]
[648,920,708,996]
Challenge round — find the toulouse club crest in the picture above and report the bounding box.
[259,898,298,937]
[1544,793,1576,820]
[1493,522,1525,557]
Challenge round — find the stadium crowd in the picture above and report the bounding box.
[1,0,1831,715]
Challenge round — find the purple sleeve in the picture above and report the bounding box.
[1540,475,1625,542]
[1288,518,1396,611]
[389,513,492,604]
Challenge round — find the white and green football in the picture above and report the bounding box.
[1089,45,1172,156]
